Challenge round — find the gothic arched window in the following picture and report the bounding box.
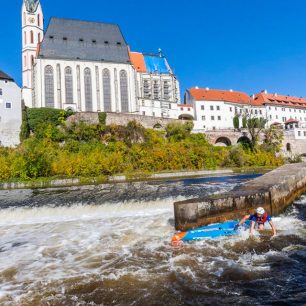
[120,70,129,113]
[103,68,112,112]
[30,31,34,44]
[31,55,34,66]
[44,65,54,108]
[38,14,41,27]
[65,67,73,104]
[84,68,93,111]
[24,31,27,45]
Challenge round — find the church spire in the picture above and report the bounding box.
[21,0,44,107]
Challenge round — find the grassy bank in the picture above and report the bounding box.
[0,108,284,184]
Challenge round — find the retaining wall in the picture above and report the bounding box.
[174,163,306,231]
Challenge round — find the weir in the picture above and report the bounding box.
[174,163,306,231]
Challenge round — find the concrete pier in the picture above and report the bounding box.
[174,163,306,231]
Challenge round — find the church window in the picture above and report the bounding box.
[23,12,26,26]
[76,65,81,110]
[38,14,41,27]
[24,31,27,45]
[163,81,170,100]
[120,70,129,113]
[0,88,2,95]
[44,65,55,108]
[153,80,160,100]
[24,56,27,67]
[143,80,151,98]
[103,69,112,112]
[65,67,73,104]
[84,68,93,111]
[30,31,34,44]
[31,55,34,66]
[38,33,41,43]
[57,64,62,108]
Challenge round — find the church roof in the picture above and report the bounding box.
[129,51,173,74]
[39,18,131,64]
[0,70,14,81]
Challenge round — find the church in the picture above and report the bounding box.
[22,0,181,118]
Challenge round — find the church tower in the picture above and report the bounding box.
[21,0,44,107]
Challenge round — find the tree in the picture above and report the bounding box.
[246,116,267,149]
[233,115,240,129]
[166,121,194,142]
[242,116,247,129]
[261,125,284,153]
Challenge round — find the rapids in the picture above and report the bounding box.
[0,174,305,306]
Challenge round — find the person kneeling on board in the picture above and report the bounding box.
[237,207,277,238]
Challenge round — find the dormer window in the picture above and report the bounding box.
[117,42,122,46]
[63,37,67,41]
[104,41,109,44]
[92,40,97,44]
[79,38,84,42]
[49,35,54,39]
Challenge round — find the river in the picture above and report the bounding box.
[0,174,305,306]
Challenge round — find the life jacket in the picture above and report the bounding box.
[255,212,268,224]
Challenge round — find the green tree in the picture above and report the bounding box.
[166,121,194,142]
[246,117,267,149]
[261,125,284,153]
[242,116,247,129]
[233,115,240,129]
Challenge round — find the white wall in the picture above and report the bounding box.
[0,80,22,147]
[136,72,180,119]
[34,58,137,113]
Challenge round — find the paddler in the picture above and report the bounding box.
[237,207,277,238]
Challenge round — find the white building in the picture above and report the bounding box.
[21,0,182,119]
[129,51,181,118]
[184,88,265,131]
[184,87,306,132]
[0,71,22,147]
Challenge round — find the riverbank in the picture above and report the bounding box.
[0,166,275,190]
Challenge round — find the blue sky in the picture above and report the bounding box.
[1,0,306,97]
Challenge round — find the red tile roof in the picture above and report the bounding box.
[189,88,261,106]
[129,51,146,73]
[285,118,299,124]
[255,92,306,109]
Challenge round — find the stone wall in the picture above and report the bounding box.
[66,112,178,128]
[174,163,306,231]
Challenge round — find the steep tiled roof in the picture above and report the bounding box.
[189,88,259,105]
[0,70,14,81]
[254,92,306,109]
[129,51,146,72]
[39,18,130,64]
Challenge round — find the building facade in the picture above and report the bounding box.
[129,51,181,118]
[184,87,306,132]
[22,0,182,119]
[0,71,22,147]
